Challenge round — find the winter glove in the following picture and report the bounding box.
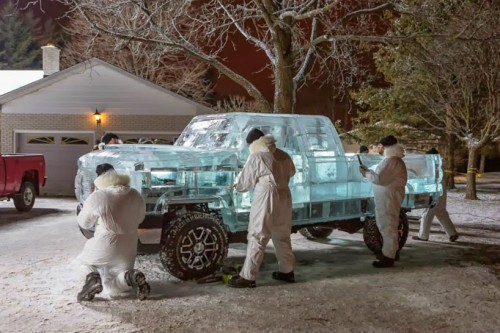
[359,165,369,176]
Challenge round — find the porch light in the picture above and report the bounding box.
[94,109,101,125]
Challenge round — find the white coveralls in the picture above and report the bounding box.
[365,144,407,259]
[236,135,296,281]
[418,176,457,240]
[77,171,146,296]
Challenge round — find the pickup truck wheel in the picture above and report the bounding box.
[363,210,409,254]
[160,212,228,281]
[13,181,36,212]
[299,227,333,240]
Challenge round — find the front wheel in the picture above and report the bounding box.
[13,181,36,212]
[160,212,228,280]
[363,210,409,254]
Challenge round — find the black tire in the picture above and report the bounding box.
[160,212,228,281]
[13,181,36,212]
[299,226,334,240]
[363,210,409,254]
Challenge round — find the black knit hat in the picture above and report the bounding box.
[379,135,398,147]
[101,132,119,144]
[246,128,265,144]
[426,147,439,154]
[359,145,369,153]
[96,163,114,176]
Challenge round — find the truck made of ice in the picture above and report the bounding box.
[75,113,442,280]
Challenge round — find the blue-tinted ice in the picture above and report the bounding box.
[76,113,442,233]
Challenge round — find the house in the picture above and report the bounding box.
[0,45,213,196]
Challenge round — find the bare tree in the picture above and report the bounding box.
[417,39,500,199]
[60,9,213,104]
[51,0,406,114]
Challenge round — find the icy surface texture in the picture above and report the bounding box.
[76,113,442,232]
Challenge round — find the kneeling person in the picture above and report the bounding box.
[76,164,150,301]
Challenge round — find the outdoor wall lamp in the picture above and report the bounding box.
[94,109,101,125]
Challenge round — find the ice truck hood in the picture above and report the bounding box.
[77,144,240,173]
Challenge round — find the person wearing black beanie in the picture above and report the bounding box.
[101,133,120,145]
[228,128,296,288]
[379,135,398,147]
[95,163,115,176]
[246,128,265,144]
[359,145,369,154]
[359,134,407,268]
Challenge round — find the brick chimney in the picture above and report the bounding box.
[41,44,60,77]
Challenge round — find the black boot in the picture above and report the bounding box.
[77,272,103,302]
[372,256,395,268]
[125,269,151,301]
[376,252,399,262]
[227,276,256,288]
[272,271,295,283]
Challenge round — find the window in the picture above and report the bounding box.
[27,136,55,144]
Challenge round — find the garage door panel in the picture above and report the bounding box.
[17,133,93,196]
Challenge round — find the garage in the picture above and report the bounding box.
[17,132,94,196]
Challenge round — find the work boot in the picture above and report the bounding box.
[376,252,399,262]
[77,272,103,302]
[372,256,395,268]
[125,269,151,301]
[449,234,459,242]
[227,276,256,288]
[272,271,295,283]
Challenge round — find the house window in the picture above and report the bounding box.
[62,137,90,145]
[27,136,55,144]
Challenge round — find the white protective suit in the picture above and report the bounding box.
[418,176,457,240]
[236,135,296,281]
[365,144,407,259]
[77,171,146,296]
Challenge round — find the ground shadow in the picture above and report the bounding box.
[0,208,63,227]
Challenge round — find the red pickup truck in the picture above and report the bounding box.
[0,153,46,212]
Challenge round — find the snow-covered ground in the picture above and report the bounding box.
[0,174,499,333]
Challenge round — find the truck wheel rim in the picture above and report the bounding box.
[24,187,34,204]
[179,227,219,270]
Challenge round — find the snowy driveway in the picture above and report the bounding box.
[1,183,500,333]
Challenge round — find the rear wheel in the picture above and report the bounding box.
[363,210,409,254]
[299,226,334,240]
[160,212,228,280]
[13,181,36,212]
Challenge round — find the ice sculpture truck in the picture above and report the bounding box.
[75,113,442,280]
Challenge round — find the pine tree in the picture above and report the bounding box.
[0,2,43,69]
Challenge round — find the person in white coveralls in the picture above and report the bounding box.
[76,164,150,301]
[359,135,407,268]
[413,148,459,242]
[228,129,296,288]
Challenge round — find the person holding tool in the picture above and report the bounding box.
[359,135,407,268]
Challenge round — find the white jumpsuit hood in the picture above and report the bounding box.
[365,144,407,259]
[236,135,296,281]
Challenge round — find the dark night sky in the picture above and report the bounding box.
[4,0,67,17]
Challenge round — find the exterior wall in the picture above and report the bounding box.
[1,113,193,153]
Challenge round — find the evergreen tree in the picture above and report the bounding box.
[0,2,43,69]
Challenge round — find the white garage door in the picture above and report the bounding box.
[17,132,94,196]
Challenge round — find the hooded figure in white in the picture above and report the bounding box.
[360,135,407,267]
[228,129,296,288]
[76,168,149,301]
[414,148,458,242]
